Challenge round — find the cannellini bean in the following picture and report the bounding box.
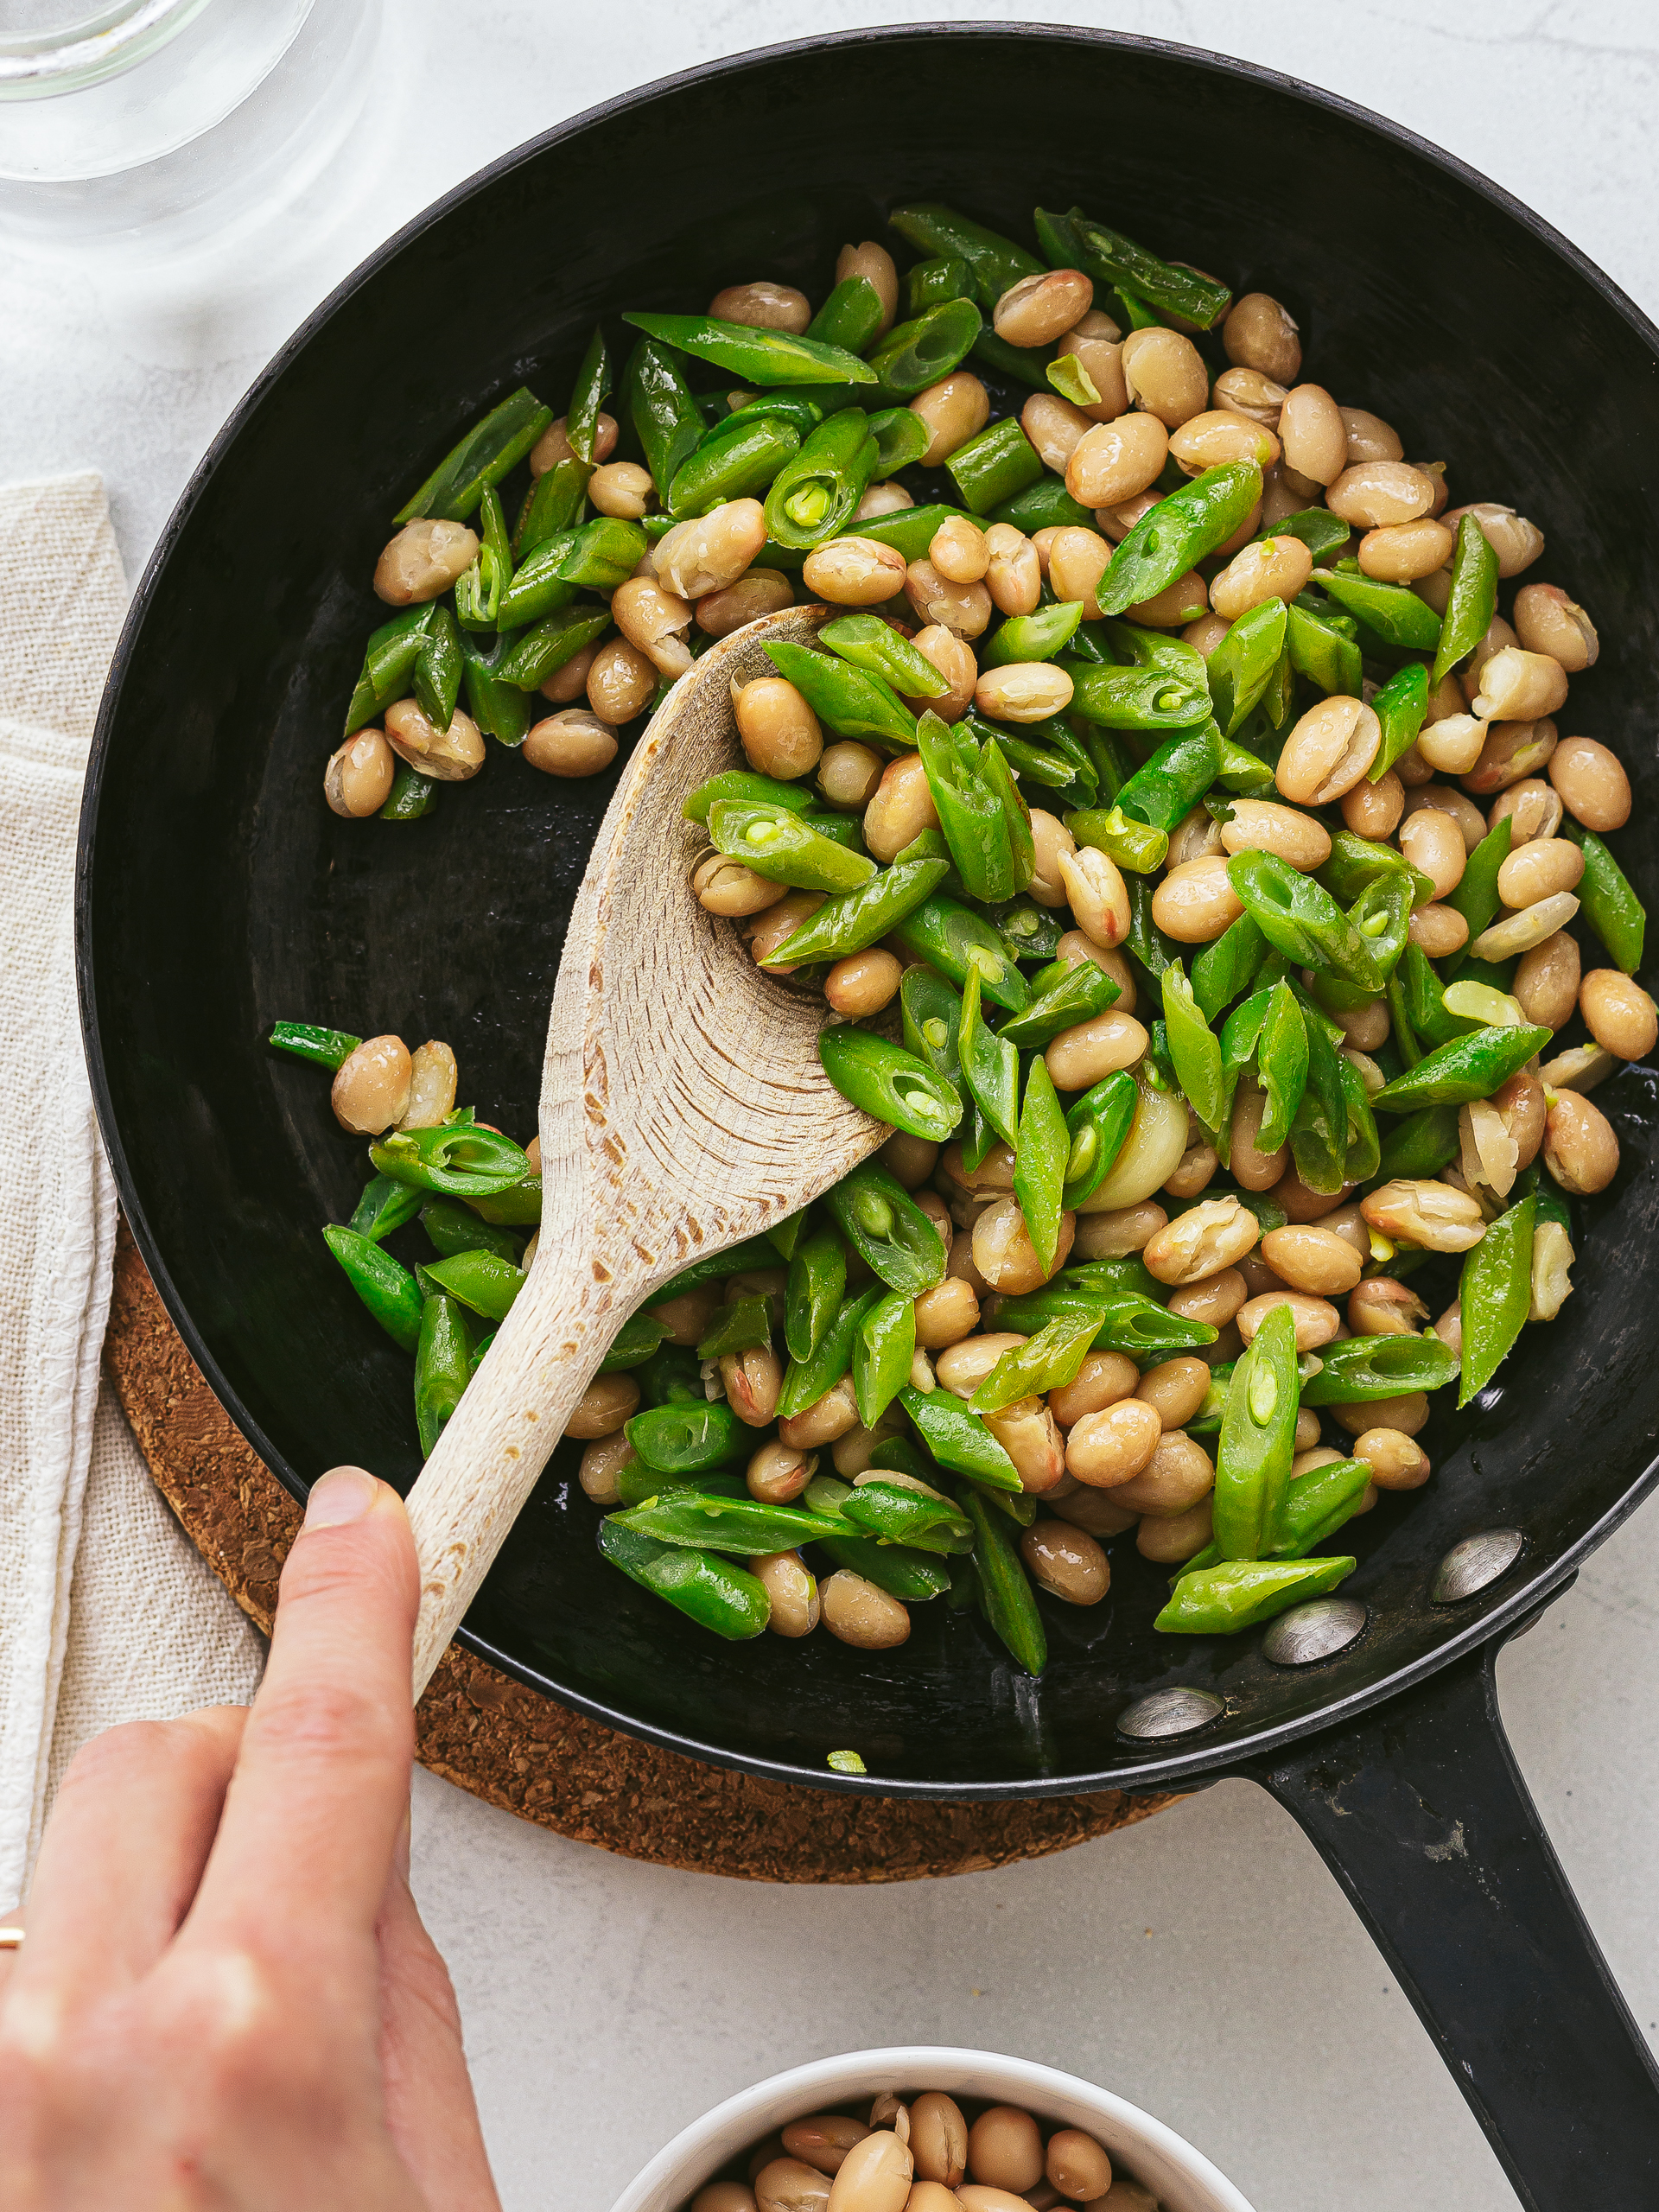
[373,518,479,605]
[802,536,908,607]
[1275,696,1381,805]
[1443,501,1545,577]
[1065,413,1170,506]
[1235,1293,1342,1351]
[1361,1178,1487,1251]
[1326,461,1435,527]
[1142,1195,1260,1284]
[1219,798,1331,870]
[1056,846,1131,948]
[1223,292,1301,381]
[1471,647,1569,723]
[1066,1397,1161,1488]
[709,279,810,331]
[1514,582,1598,672]
[1083,1084,1190,1211]
[1548,734,1630,831]
[1580,970,1658,1060]
[331,1035,411,1135]
[1469,890,1580,961]
[1543,1089,1619,1194]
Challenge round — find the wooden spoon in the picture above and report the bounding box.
[404,601,886,1696]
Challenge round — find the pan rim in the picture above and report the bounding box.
[75,17,1659,1797]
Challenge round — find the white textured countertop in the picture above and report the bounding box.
[14,4,1659,2207]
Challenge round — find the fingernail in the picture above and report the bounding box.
[304,1466,378,1529]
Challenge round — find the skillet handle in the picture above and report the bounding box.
[1244,1606,1659,2212]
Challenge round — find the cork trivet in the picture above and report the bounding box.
[105,1221,1176,1882]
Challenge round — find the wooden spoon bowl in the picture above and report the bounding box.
[404,601,885,1693]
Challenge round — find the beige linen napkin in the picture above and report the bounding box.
[0,471,264,1910]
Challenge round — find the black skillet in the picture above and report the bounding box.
[76,26,1659,2208]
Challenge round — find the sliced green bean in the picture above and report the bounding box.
[395,387,552,525]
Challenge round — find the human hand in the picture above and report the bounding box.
[0,1466,499,2210]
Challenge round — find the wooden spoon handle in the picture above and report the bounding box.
[404,1253,619,1699]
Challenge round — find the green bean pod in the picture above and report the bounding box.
[840,1478,975,1555]
[1442,819,1514,975]
[822,611,950,696]
[970,1312,1099,1414]
[816,1533,950,1603]
[1068,665,1213,734]
[1191,916,1268,1024]
[944,417,1044,515]
[1060,798,1172,871]
[998,961,1120,1049]
[709,799,876,893]
[1285,600,1363,698]
[321,1225,423,1354]
[866,406,931,478]
[1161,961,1225,1135]
[1266,1456,1374,1560]
[626,1400,751,1475]
[414,1294,472,1457]
[806,275,886,354]
[635,1344,705,1410]
[1255,508,1351,565]
[1431,512,1500,685]
[818,1027,963,1145]
[1097,463,1263,618]
[1313,565,1441,652]
[1254,981,1310,1152]
[982,599,1084,668]
[825,1165,948,1294]
[762,409,881,547]
[1041,204,1231,327]
[420,1195,520,1262]
[1369,659,1431,780]
[1213,1300,1300,1560]
[854,1287,917,1427]
[422,1249,524,1322]
[370,1122,531,1198]
[993,1285,1217,1358]
[495,603,612,691]
[1370,1024,1553,1109]
[1060,1070,1139,1210]
[1225,850,1382,991]
[957,1484,1047,1675]
[598,1518,770,1640]
[1113,722,1226,833]
[777,1286,883,1420]
[761,639,916,747]
[890,203,1044,308]
[599,1312,671,1374]
[785,1226,848,1365]
[1301,1333,1460,1404]
[899,1386,1021,1490]
[467,1174,543,1227]
[666,416,801,518]
[395,386,552,524]
[1014,1056,1069,1271]
[622,338,704,499]
[906,254,973,314]
[695,1295,772,1363]
[348,1173,423,1243]
[1206,599,1288,738]
[1155,1554,1355,1635]
[1457,1192,1536,1407]
[887,895,1032,1012]
[1567,823,1646,972]
[1376,1103,1461,1180]
[989,478,1096,534]
[564,324,611,463]
[270,1020,360,1071]
[514,456,591,560]
[623,309,875,391]
[954,964,1018,1150]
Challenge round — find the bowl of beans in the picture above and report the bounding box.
[609,2049,1254,2212]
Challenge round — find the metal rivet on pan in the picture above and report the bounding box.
[1116,1687,1224,1740]
[1262,1597,1368,1667]
[1432,1528,1524,1604]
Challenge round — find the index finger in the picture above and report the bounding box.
[188,1468,418,1941]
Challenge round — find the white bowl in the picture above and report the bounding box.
[610,2046,1256,2212]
